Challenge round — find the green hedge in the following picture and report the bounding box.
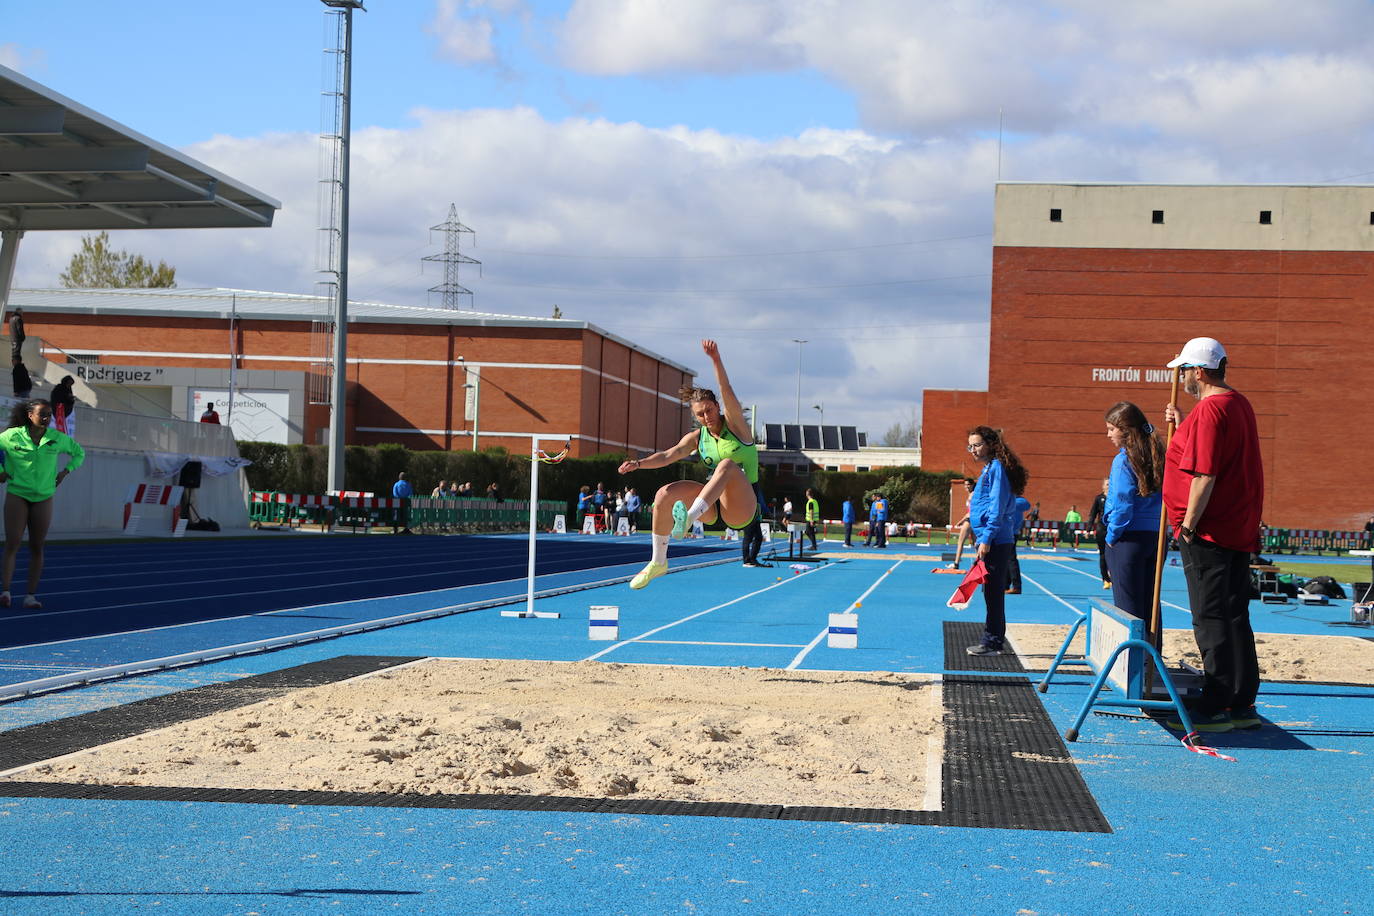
[236,442,955,523]
[762,465,958,525]
[237,442,709,516]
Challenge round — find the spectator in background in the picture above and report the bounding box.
[870,492,889,548]
[951,478,976,567]
[200,402,221,424]
[781,496,793,527]
[576,485,593,529]
[444,481,460,499]
[0,398,84,610]
[11,358,31,400]
[965,425,1030,656]
[1102,401,1164,621]
[1007,495,1032,594]
[1087,477,1110,589]
[841,496,855,547]
[431,479,448,498]
[623,487,641,534]
[803,488,820,552]
[1064,504,1083,523]
[49,376,76,436]
[457,481,474,498]
[392,472,414,534]
[1162,336,1263,733]
[8,308,24,362]
[740,485,769,568]
[593,482,608,531]
[486,481,502,503]
[1023,501,1040,546]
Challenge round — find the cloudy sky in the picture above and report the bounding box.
[5,0,1374,440]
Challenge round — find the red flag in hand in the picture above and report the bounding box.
[53,403,67,434]
[946,559,989,610]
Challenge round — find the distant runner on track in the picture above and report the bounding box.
[619,339,762,589]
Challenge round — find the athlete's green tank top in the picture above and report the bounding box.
[697,423,759,484]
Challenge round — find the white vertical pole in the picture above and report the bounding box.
[526,436,540,617]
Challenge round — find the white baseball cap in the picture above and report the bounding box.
[1167,337,1227,369]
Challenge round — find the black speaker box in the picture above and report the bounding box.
[178,460,203,489]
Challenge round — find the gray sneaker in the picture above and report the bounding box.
[966,643,1002,657]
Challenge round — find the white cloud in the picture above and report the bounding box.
[426,0,523,64]
[0,42,46,73]
[555,0,1374,143]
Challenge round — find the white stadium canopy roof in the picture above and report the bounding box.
[0,64,280,232]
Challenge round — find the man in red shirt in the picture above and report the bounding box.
[1162,337,1264,733]
[200,402,221,425]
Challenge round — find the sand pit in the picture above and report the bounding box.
[8,659,944,810]
[1007,624,1374,685]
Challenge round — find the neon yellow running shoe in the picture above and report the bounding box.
[671,500,690,538]
[630,561,668,589]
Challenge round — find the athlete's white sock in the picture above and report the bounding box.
[651,533,669,565]
[686,497,710,523]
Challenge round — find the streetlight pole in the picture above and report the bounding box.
[322,0,365,492]
[792,338,807,425]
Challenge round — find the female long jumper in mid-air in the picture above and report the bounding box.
[619,339,763,589]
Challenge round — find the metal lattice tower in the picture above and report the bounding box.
[422,204,480,310]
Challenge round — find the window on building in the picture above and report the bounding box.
[1151,210,1165,224]
[1259,210,1272,225]
[1369,211,1374,226]
[1049,208,1062,222]
[64,354,99,365]
[856,466,870,473]
[825,465,839,472]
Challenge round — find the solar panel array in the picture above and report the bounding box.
[764,424,864,451]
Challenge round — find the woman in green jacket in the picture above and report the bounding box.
[0,399,85,609]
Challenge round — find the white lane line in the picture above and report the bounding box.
[922,674,944,812]
[1042,557,1193,615]
[1021,572,1081,613]
[786,559,904,670]
[635,640,808,648]
[580,564,837,663]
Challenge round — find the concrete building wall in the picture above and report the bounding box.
[995,182,1374,252]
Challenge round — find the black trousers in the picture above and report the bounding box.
[804,520,818,550]
[1180,538,1260,715]
[844,522,853,546]
[1007,544,1022,591]
[979,542,1014,647]
[1106,530,1157,621]
[741,516,763,563]
[1095,524,1110,581]
[874,522,887,548]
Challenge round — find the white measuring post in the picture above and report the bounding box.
[827,612,858,649]
[588,605,619,640]
[553,514,566,533]
[501,436,563,620]
[615,516,630,535]
[582,515,597,534]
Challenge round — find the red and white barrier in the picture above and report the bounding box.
[123,483,187,536]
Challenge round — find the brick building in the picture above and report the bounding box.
[922,182,1374,530]
[9,287,696,456]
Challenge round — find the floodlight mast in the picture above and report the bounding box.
[322,0,364,492]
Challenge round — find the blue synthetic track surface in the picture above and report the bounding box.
[1,533,1371,915]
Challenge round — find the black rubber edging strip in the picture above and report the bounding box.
[0,651,1110,832]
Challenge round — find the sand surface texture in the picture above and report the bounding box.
[1008,624,1374,685]
[12,659,943,809]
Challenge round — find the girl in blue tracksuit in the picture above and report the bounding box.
[966,425,1030,656]
[1102,401,1164,621]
